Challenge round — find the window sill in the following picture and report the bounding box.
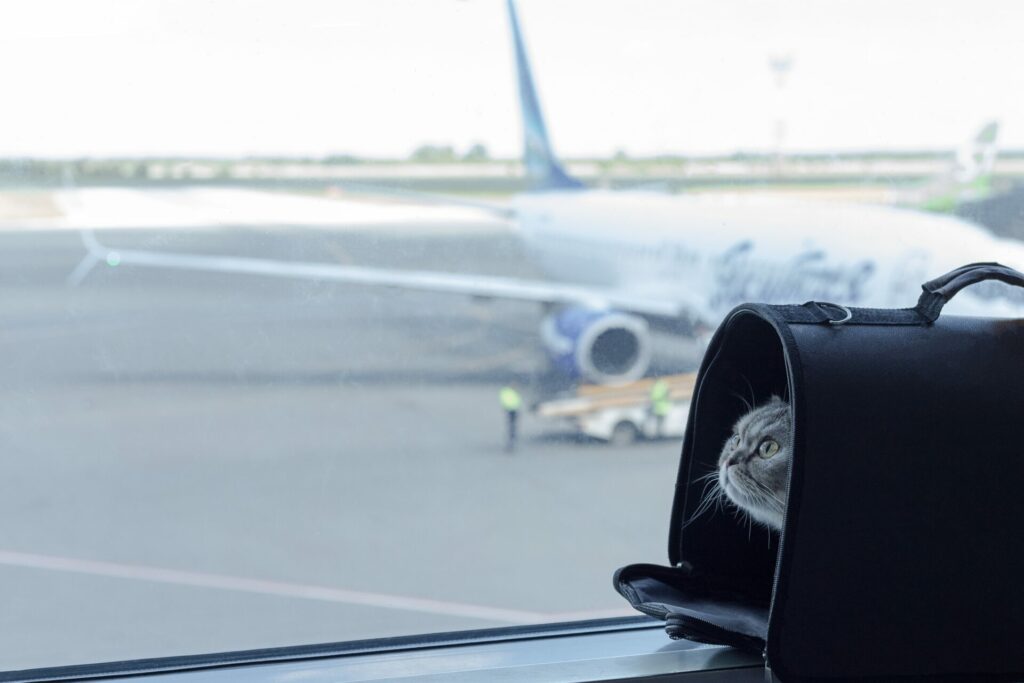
[4,617,763,683]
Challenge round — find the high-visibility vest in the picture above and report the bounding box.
[500,387,522,411]
[650,380,671,416]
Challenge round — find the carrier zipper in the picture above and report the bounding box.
[664,611,764,651]
[763,356,799,677]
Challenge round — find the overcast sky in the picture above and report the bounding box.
[1,0,1022,158]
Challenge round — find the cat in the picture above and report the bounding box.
[716,395,791,530]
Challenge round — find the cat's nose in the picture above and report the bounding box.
[726,452,753,466]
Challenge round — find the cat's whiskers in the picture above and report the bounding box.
[729,390,752,412]
[684,469,725,528]
[738,373,757,411]
[749,477,786,510]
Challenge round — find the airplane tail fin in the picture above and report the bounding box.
[506,0,583,191]
[953,120,999,185]
[919,121,1000,212]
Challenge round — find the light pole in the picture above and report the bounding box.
[768,54,793,173]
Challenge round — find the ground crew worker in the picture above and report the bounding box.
[649,378,671,437]
[499,384,522,452]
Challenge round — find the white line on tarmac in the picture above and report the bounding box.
[0,550,552,625]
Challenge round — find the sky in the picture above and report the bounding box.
[1,0,1023,158]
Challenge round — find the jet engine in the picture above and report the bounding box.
[541,308,652,384]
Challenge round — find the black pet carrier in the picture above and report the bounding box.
[615,262,1024,682]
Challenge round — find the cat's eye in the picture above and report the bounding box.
[758,439,780,458]
[728,434,740,449]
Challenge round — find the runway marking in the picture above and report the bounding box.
[0,550,633,624]
[0,550,544,624]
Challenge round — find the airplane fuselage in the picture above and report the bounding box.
[512,189,1024,325]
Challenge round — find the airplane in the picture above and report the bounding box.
[895,120,1001,212]
[68,0,1024,386]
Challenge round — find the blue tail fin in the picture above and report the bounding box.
[507,0,584,191]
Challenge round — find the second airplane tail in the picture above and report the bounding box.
[954,120,1000,185]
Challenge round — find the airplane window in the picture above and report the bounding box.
[3,0,1023,674]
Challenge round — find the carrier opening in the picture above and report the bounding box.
[675,312,790,608]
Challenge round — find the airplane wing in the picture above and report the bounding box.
[68,230,684,319]
[323,180,516,220]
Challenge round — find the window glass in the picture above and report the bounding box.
[2,0,1022,671]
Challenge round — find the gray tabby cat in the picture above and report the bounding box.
[717,395,791,530]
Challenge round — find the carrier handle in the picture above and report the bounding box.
[915,262,1024,322]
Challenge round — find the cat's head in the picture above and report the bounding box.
[717,395,791,530]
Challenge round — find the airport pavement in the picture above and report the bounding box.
[0,207,700,672]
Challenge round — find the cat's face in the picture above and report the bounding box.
[717,395,791,530]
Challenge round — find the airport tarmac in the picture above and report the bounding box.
[0,194,700,672]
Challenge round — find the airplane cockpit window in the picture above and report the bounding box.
[3,0,1022,675]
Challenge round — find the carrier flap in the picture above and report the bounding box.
[613,563,767,652]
